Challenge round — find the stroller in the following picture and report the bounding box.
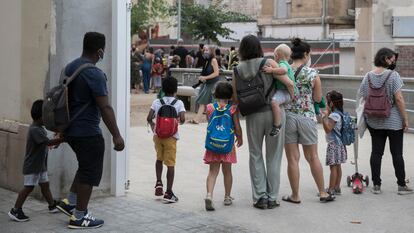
[346,117,369,194]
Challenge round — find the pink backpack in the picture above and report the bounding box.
[363,71,393,118]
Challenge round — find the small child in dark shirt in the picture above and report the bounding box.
[8,100,63,222]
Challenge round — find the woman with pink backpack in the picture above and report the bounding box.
[358,47,412,195]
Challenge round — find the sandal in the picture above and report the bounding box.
[282,195,301,204]
[188,119,199,124]
[319,193,335,203]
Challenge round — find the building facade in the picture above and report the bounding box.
[258,0,355,40]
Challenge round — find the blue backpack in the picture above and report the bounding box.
[205,103,235,154]
[334,111,355,146]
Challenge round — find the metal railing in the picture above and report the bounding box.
[343,98,414,133]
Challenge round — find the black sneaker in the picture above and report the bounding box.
[56,199,75,216]
[269,125,281,137]
[48,200,59,213]
[68,213,104,229]
[163,191,179,203]
[8,208,29,222]
[253,197,268,209]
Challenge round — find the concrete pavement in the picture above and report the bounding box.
[1,122,414,232]
[130,122,414,233]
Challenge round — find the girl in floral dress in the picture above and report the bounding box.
[322,90,347,196]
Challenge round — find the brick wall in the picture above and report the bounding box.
[396,46,414,77]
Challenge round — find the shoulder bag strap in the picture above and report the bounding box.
[63,63,96,86]
[294,64,305,79]
[160,98,166,105]
[381,70,393,88]
[66,63,96,123]
[170,99,178,106]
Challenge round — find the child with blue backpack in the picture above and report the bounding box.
[322,90,353,196]
[204,82,243,211]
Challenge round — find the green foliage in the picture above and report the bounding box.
[131,0,170,36]
[171,2,254,45]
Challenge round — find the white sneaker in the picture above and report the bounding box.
[398,185,414,195]
[223,196,234,206]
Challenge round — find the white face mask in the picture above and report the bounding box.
[306,56,312,67]
[98,49,105,63]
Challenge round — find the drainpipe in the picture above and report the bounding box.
[322,0,327,39]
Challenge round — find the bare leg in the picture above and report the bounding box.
[271,100,282,127]
[206,163,221,196]
[166,166,175,193]
[284,143,301,201]
[14,186,34,209]
[302,144,329,198]
[76,183,93,211]
[221,163,233,197]
[194,104,205,123]
[39,182,55,206]
[328,165,338,192]
[156,160,163,182]
[336,165,342,189]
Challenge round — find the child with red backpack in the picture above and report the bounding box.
[203,82,243,211]
[147,77,185,203]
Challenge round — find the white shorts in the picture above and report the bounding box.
[272,90,291,105]
[24,171,49,186]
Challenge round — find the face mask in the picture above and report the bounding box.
[203,53,210,59]
[98,50,104,63]
[306,56,312,67]
[388,62,396,70]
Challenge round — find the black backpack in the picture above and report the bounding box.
[233,58,274,116]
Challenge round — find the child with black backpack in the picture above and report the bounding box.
[322,90,351,196]
[203,82,243,211]
[147,77,185,203]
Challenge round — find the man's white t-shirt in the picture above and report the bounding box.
[151,96,186,140]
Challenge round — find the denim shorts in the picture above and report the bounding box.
[272,90,291,105]
[24,171,49,186]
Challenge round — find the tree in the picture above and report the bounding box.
[131,0,170,36]
[171,2,254,45]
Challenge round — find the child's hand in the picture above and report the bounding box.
[322,108,330,118]
[262,65,274,74]
[236,135,243,147]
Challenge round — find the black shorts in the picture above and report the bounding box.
[67,135,105,186]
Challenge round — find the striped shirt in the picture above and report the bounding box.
[358,70,404,130]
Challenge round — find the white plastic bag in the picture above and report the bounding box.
[356,94,367,138]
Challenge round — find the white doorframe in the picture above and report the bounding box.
[111,0,131,196]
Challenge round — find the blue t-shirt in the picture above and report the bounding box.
[64,57,108,137]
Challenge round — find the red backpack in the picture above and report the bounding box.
[155,99,179,138]
[363,71,393,118]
